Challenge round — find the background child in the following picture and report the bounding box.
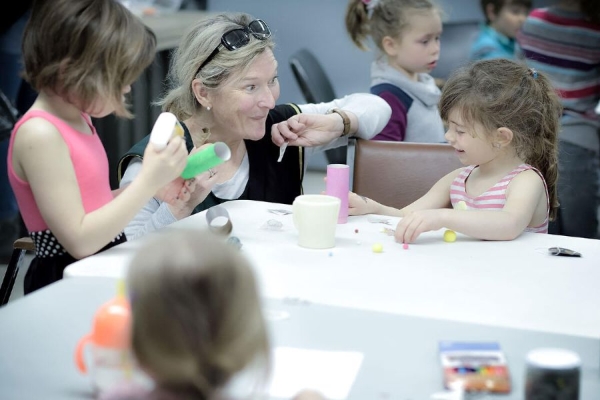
[345,0,445,143]
[349,59,561,244]
[101,229,325,400]
[469,0,531,61]
[7,0,189,294]
[517,0,600,239]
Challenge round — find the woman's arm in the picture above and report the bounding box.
[299,92,392,138]
[271,93,391,159]
[119,159,184,240]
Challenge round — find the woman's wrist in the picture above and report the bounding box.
[326,108,351,137]
[167,203,195,220]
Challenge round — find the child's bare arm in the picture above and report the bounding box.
[13,118,187,258]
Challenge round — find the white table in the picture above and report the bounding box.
[64,200,600,338]
[1,278,599,400]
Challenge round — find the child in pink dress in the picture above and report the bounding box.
[349,59,561,243]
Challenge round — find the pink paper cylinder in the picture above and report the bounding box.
[326,164,349,224]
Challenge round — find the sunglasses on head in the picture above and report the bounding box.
[195,19,271,76]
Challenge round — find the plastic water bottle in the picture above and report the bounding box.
[75,280,149,396]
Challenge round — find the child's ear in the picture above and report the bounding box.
[495,127,514,148]
[381,36,399,57]
[191,79,211,109]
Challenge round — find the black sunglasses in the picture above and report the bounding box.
[195,19,271,76]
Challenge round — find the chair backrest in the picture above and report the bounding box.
[348,139,463,209]
[289,48,346,165]
[289,48,336,103]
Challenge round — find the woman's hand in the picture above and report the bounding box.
[271,112,354,147]
[155,144,220,219]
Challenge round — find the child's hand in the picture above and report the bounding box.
[348,191,375,215]
[292,389,326,400]
[394,209,446,244]
[156,145,220,219]
[140,135,188,192]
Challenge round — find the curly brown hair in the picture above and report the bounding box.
[440,59,562,220]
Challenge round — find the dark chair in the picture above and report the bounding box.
[0,237,35,306]
[289,48,346,165]
[431,20,481,82]
[347,138,463,209]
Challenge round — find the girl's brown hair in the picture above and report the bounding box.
[440,59,562,220]
[345,0,441,52]
[22,0,156,118]
[127,229,270,398]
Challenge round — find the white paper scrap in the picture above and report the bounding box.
[267,346,364,399]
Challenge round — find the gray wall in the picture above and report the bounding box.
[205,0,553,169]
[206,0,554,105]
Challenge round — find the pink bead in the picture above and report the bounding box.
[402,243,409,250]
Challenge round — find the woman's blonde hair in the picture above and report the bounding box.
[127,229,270,398]
[345,0,442,52]
[440,59,562,220]
[22,0,156,118]
[157,13,275,121]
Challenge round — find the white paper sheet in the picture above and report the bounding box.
[267,346,364,399]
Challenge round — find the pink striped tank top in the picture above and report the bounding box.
[450,164,549,233]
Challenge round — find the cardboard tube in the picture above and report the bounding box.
[206,206,233,235]
[181,142,231,179]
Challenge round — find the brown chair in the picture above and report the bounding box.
[348,138,463,209]
[0,237,35,306]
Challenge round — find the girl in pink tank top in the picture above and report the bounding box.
[348,59,561,244]
[8,0,188,294]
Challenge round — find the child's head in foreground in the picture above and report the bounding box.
[439,58,562,220]
[127,230,270,398]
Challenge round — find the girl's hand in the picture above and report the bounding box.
[271,112,352,147]
[140,135,188,192]
[348,191,377,215]
[156,144,220,219]
[292,389,326,400]
[394,209,447,244]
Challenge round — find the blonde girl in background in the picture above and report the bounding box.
[349,59,561,244]
[6,0,189,294]
[345,0,445,143]
[102,229,324,400]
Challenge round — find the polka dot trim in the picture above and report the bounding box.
[29,230,124,258]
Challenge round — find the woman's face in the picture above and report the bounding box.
[209,48,280,141]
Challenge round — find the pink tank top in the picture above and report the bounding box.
[7,110,114,232]
[450,164,549,234]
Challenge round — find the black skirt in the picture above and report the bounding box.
[24,230,127,295]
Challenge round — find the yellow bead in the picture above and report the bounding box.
[443,229,457,243]
[372,243,384,253]
[456,201,467,210]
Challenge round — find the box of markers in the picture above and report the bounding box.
[439,341,511,393]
